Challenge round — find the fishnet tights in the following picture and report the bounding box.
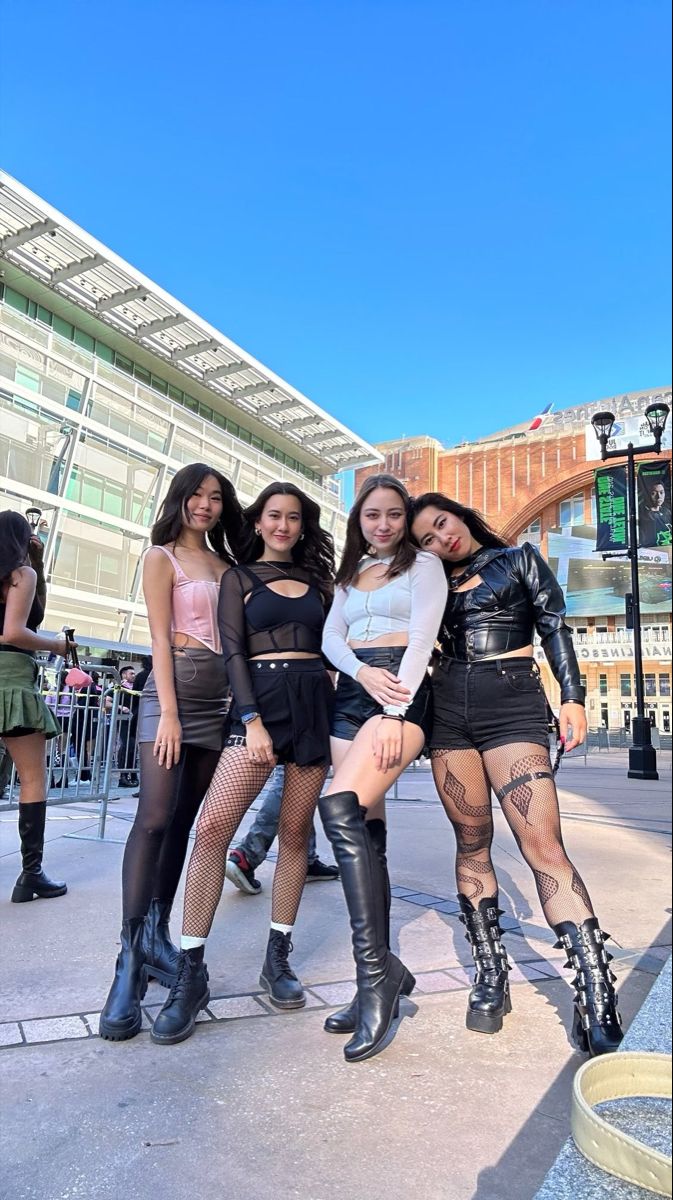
[431,743,594,927]
[182,746,327,938]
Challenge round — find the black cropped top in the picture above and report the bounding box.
[438,543,584,705]
[217,561,329,713]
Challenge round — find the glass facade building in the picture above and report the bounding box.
[0,174,380,651]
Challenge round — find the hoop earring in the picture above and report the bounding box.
[299,533,305,541]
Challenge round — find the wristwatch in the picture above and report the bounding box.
[241,711,260,725]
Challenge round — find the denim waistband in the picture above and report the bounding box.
[351,646,405,668]
[250,657,325,673]
[438,655,537,673]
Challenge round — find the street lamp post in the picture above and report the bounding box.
[591,402,670,781]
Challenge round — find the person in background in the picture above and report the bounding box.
[0,511,74,902]
[226,765,339,894]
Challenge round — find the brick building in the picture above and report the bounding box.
[355,388,672,733]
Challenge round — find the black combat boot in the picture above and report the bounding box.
[324,819,389,1035]
[554,918,623,1056]
[151,947,211,1045]
[99,918,148,1041]
[142,899,180,987]
[459,894,512,1034]
[260,931,306,1009]
[319,792,415,1063]
[11,802,67,902]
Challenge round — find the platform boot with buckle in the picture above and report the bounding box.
[99,918,148,1041]
[142,899,180,988]
[319,791,415,1063]
[553,917,623,1056]
[11,802,67,902]
[459,894,512,1034]
[324,818,395,1035]
[260,930,306,1009]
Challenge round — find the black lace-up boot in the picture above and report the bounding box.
[324,819,389,1035]
[11,802,67,902]
[459,894,512,1034]
[150,947,210,1044]
[319,792,415,1063]
[553,918,623,1056]
[142,899,180,987]
[99,919,148,1040]
[260,931,306,1009]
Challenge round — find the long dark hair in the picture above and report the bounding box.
[151,463,245,564]
[336,474,417,588]
[409,493,510,550]
[240,482,335,600]
[0,511,32,587]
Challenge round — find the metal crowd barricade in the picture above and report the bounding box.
[0,662,138,842]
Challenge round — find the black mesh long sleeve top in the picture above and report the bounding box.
[217,561,330,715]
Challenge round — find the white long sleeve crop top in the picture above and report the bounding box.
[322,550,448,716]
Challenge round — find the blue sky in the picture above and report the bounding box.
[1,0,671,449]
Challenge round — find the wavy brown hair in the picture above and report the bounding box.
[336,474,417,588]
[240,482,335,602]
[409,492,510,551]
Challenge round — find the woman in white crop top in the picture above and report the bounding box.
[100,463,244,1043]
[319,474,447,1063]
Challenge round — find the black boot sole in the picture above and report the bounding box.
[259,972,306,1010]
[146,965,178,989]
[11,882,68,903]
[344,968,416,1063]
[466,989,512,1035]
[150,988,211,1045]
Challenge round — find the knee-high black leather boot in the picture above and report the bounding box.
[459,895,512,1034]
[554,918,623,1056]
[11,802,67,902]
[142,899,180,988]
[99,919,148,1041]
[319,792,415,1063]
[324,818,390,1035]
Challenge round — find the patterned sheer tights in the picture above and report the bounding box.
[122,743,221,920]
[182,747,327,938]
[430,743,594,927]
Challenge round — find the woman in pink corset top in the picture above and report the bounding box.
[100,463,245,1042]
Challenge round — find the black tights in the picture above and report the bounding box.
[121,742,220,920]
[430,742,594,927]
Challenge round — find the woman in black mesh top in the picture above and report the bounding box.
[152,483,335,1044]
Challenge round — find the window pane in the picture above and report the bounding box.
[645,674,656,697]
[4,287,29,314]
[620,674,632,697]
[73,328,95,353]
[599,674,608,696]
[53,315,74,340]
[660,674,671,697]
[95,341,115,364]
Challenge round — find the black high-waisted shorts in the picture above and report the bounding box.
[430,656,550,753]
[332,646,433,742]
[227,658,333,767]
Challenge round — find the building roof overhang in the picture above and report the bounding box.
[0,171,383,474]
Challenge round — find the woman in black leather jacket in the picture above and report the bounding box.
[411,493,622,1057]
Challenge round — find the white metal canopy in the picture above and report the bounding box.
[0,172,382,474]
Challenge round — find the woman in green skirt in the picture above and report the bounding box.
[0,511,74,902]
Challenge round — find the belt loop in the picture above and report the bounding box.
[495,657,504,674]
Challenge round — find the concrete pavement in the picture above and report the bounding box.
[1,752,670,1200]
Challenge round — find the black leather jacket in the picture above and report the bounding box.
[439,543,585,705]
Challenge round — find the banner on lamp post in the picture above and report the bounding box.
[594,466,628,552]
[637,461,673,548]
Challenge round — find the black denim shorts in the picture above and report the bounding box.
[430,657,550,753]
[332,646,433,742]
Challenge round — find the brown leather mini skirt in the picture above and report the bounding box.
[137,646,229,752]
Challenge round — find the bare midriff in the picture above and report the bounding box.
[250,652,321,660]
[172,632,216,651]
[481,644,535,661]
[349,633,409,650]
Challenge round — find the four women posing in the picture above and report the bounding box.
[34,461,620,1060]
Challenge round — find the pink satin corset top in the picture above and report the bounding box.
[154,545,222,654]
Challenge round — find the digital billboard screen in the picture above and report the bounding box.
[547,526,672,617]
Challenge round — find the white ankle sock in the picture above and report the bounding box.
[270,922,293,936]
[181,936,206,950]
